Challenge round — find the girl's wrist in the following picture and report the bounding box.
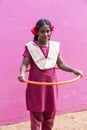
[19,72,25,78]
[72,69,77,73]
[72,69,83,77]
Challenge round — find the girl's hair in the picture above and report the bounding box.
[34,19,52,41]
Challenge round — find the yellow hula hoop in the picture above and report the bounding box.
[23,69,81,86]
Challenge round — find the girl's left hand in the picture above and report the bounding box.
[73,70,83,78]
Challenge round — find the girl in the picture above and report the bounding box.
[18,19,83,130]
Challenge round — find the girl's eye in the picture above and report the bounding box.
[40,30,50,34]
[40,30,45,34]
[47,30,50,33]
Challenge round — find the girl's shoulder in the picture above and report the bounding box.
[50,40,60,44]
[50,41,60,48]
[25,41,34,46]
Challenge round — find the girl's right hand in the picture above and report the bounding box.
[18,75,25,82]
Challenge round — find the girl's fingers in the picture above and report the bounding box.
[18,75,24,82]
[74,70,83,78]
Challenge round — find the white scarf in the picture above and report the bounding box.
[26,41,60,70]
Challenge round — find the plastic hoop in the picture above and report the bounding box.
[23,69,81,86]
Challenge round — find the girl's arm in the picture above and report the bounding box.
[18,57,30,82]
[57,54,83,77]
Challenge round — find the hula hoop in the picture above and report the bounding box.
[23,69,81,86]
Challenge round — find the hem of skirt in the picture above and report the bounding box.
[26,108,57,112]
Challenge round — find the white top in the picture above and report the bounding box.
[26,41,60,70]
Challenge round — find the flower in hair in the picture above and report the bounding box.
[31,27,36,35]
[51,26,54,31]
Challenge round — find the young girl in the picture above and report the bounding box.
[18,19,83,130]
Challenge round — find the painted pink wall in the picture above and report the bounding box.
[0,0,87,125]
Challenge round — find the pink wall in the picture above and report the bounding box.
[0,0,87,125]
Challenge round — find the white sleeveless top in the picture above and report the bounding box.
[26,41,60,70]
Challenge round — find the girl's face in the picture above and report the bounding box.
[37,25,51,43]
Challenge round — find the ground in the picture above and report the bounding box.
[0,110,87,130]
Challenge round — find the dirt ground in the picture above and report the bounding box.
[0,110,87,130]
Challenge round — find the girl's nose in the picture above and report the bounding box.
[44,32,48,36]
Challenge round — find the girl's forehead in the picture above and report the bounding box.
[40,25,50,30]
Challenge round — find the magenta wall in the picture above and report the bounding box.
[0,0,87,125]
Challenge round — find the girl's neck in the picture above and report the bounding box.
[37,39,49,46]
